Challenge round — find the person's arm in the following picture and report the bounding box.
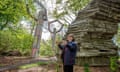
[57,40,67,50]
[66,42,77,51]
[58,44,64,50]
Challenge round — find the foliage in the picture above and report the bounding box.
[84,63,90,72]
[0,0,34,30]
[52,0,91,22]
[39,33,64,56]
[110,56,118,72]
[115,24,120,47]
[40,40,54,56]
[19,61,51,69]
[0,0,35,55]
[66,0,91,13]
[0,29,33,56]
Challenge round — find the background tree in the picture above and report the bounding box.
[0,0,34,56]
[0,0,34,30]
[51,0,91,25]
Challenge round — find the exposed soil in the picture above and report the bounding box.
[0,56,120,72]
[6,65,120,72]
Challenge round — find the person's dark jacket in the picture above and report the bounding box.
[58,41,77,65]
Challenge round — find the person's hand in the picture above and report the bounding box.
[62,40,67,45]
[56,41,59,44]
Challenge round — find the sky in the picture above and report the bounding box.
[22,0,60,40]
[34,0,71,40]
[22,0,75,40]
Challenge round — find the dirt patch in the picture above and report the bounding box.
[0,56,120,72]
[12,65,119,72]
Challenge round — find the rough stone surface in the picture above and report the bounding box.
[67,0,120,66]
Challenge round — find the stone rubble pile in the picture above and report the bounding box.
[67,0,120,66]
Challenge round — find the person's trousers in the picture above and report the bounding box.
[63,65,73,72]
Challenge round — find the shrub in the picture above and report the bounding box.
[0,30,33,56]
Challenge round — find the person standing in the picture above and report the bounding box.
[58,34,77,72]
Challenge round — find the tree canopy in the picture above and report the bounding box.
[0,0,33,30]
[50,0,91,25]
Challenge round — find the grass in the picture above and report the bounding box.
[19,61,51,69]
[110,56,119,72]
[119,57,120,60]
[0,64,4,66]
[19,64,39,69]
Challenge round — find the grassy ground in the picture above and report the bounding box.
[17,64,117,72]
[19,61,51,69]
[0,56,120,72]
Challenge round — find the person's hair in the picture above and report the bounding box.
[67,34,75,41]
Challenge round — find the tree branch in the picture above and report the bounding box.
[48,20,64,33]
[26,3,37,21]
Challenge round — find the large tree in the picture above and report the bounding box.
[0,0,33,30]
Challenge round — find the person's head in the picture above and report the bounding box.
[67,34,75,42]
